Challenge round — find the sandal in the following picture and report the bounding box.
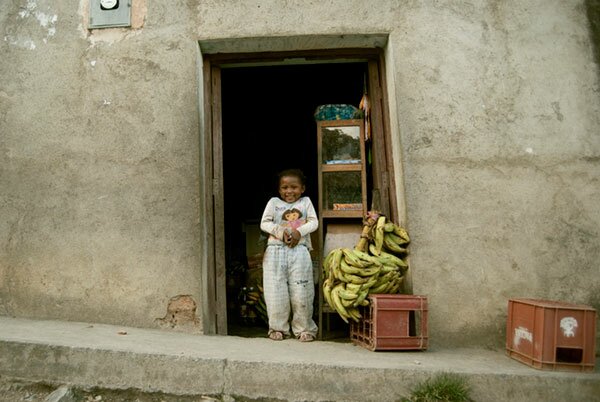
[298,332,315,342]
[268,331,284,341]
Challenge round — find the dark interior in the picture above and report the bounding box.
[221,62,368,336]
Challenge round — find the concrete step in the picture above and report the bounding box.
[0,317,598,401]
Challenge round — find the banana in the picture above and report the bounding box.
[378,249,407,267]
[354,239,368,253]
[368,224,377,243]
[380,281,394,294]
[331,286,350,323]
[346,283,362,293]
[368,243,380,257]
[384,278,397,294]
[385,280,397,293]
[322,259,331,282]
[322,279,334,309]
[337,287,359,301]
[354,265,382,277]
[396,275,405,287]
[325,250,342,281]
[330,252,346,280]
[383,270,397,280]
[388,278,403,294]
[346,306,362,322]
[328,265,335,283]
[353,289,369,307]
[383,222,396,232]
[323,249,334,273]
[335,270,350,283]
[329,248,344,271]
[342,248,372,268]
[330,259,341,283]
[386,232,409,246]
[341,257,381,277]
[381,264,400,273]
[339,258,362,275]
[355,216,376,252]
[341,297,356,307]
[393,224,410,243]
[383,235,407,254]
[360,274,379,290]
[371,271,395,289]
[344,274,371,285]
[369,281,389,294]
[373,216,386,255]
[353,248,383,266]
[341,272,371,284]
[333,263,346,282]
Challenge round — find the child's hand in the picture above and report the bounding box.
[287,229,301,247]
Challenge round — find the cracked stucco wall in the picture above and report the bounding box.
[0,0,202,329]
[1,0,599,348]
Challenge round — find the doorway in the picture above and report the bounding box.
[201,48,398,336]
[221,62,368,337]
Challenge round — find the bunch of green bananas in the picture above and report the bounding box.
[368,215,410,256]
[322,215,410,323]
[322,244,408,322]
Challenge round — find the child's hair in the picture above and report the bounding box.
[278,168,306,186]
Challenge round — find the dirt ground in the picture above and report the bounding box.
[0,376,228,402]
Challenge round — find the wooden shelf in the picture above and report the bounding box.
[321,163,362,172]
[321,210,363,218]
[316,119,367,340]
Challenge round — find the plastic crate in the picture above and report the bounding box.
[506,298,596,372]
[350,294,428,351]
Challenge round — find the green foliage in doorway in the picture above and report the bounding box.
[400,372,474,402]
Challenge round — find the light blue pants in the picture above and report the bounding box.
[262,244,318,338]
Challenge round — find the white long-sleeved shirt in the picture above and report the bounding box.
[260,196,318,250]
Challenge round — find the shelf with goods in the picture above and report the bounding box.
[316,118,368,339]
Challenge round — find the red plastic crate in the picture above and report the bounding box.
[350,294,428,351]
[506,298,596,372]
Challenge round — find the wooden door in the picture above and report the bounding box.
[201,62,228,335]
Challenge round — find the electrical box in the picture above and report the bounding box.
[89,0,131,29]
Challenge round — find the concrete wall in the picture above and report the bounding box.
[1,0,599,348]
[0,0,203,329]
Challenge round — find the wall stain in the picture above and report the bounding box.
[585,0,600,77]
[551,101,564,121]
[155,294,201,333]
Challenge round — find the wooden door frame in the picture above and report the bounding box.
[201,48,398,335]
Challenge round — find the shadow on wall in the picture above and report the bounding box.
[586,0,600,76]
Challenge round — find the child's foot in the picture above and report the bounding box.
[298,332,315,342]
[268,331,284,341]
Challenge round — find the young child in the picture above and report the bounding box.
[260,169,319,342]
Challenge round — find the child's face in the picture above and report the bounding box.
[278,175,305,203]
